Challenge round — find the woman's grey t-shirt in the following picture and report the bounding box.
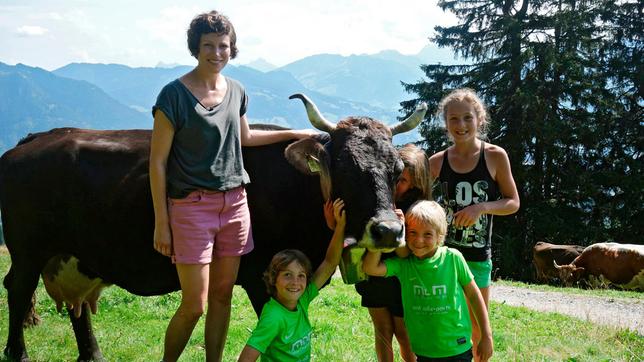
[152,77,250,198]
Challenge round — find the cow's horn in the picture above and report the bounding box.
[553,260,561,269]
[289,93,336,133]
[390,102,428,136]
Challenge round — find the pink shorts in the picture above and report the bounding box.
[168,186,254,264]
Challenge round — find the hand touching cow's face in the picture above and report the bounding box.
[286,94,426,251]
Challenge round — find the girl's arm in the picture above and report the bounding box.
[453,146,520,228]
[238,345,261,362]
[463,281,494,362]
[362,251,387,277]
[311,199,346,289]
[149,111,175,257]
[240,114,317,146]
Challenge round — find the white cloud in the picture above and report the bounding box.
[15,25,49,36]
[70,49,96,63]
[138,6,200,45]
[0,0,458,70]
[228,0,456,66]
[31,12,63,21]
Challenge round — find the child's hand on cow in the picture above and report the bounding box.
[332,199,346,231]
[394,208,405,223]
[323,200,336,230]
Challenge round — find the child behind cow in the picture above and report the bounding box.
[238,199,346,362]
[363,200,493,362]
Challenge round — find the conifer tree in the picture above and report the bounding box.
[401,0,643,279]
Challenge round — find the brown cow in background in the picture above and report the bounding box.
[532,241,585,284]
[554,242,644,290]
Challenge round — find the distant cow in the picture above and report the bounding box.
[532,242,585,284]
[554,242,644,290]
[0,94,427,361]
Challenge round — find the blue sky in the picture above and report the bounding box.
[0,0,457,70]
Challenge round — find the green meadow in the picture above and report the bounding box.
[0,247,641,361]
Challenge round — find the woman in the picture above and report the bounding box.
[149,10,314,361]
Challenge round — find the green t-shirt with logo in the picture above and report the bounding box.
[246,283,319,362]
[385,246,474,358]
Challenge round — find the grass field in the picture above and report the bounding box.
[0,246,642,361]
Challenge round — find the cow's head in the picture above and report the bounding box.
[553,260,585,287]
[285,93,427,251]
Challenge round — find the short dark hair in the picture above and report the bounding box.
[263,249,312,297]
[187,10,238,59]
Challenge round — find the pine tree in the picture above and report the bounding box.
[402,0,643,279]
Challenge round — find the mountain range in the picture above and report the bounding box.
[0,45,459,154]
[0,62,150,152]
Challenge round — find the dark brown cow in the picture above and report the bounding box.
[532,241,585,284]
[0,94,427,361]
[554,242,644,290]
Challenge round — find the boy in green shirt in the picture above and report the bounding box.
[363,200,493,361]
[238,199,346,362]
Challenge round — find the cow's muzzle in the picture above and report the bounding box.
[359,218,405,252]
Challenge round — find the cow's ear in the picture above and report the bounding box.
[285,138,332,201]
[285,138,328,176]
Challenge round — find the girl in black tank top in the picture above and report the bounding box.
[429,88,520,360]
[438,141,499,262]
[429,89,519,265]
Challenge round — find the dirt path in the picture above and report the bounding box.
[491,284,644,335]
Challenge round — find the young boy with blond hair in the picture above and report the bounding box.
[363,200,493,361]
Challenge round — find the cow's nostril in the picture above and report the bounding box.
[371,223,385,240]
[371,221,403,244]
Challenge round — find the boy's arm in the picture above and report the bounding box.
[312,199,345,289]
[362,251,387,277]
[463,281,494,362]
[238,345,260,362]
[395,246,410,258]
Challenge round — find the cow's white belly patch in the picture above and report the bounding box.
[41,254,110,318]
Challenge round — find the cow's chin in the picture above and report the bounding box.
[344,237,397,253]
[366,246,397,253]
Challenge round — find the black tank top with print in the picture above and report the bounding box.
[437,142,500,261]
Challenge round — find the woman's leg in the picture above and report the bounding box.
[368,307,395,362]
[163,263,209,362]
[393,316,415,362]
[205,254,241,362]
